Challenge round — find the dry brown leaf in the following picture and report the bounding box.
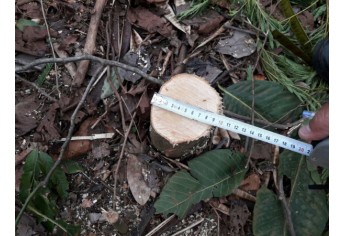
[254,74,266,81]
[15,97,39,136]
[81,198,93,208]
[100,209,119,224]
[240,173,261,191]
[126,154,151,205]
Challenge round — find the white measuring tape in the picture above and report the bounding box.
[151,93,313,156]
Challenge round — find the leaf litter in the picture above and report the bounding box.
[15,0,328,235]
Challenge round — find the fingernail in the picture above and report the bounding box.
[299,124,311,138]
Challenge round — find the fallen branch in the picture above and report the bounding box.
[15,66,104,228]
[73,0,107,87]
[15,54,163,85]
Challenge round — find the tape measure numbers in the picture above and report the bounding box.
[151,93,313,156]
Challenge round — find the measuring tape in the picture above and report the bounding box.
[151,93,313,156]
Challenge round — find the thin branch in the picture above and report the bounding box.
[15,74,58,102]
[39,0,61,98]
[113,112,137,209]
[15,66,104,228]
[278,177,296,236]
[15,54,163,85]
[246,31,269,168]
[171,218,204,236]
[73,0,107,87]
[145,214,176,236]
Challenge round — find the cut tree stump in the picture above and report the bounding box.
[150,73,222,158]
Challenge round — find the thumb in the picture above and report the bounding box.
[298,103,329,141]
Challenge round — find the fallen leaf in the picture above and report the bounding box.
[240,173,261,191]
[127,6,180,47]
[64,118,95,159]
[215,31,256,58]
[254,74,266,81]
[118,48,151,83]
[15,97,39,136]
[90,142,110,159]
[88,213,102,223]
[229,201,251,235]
[19,2,43,19]
[36,102,61,141]
[100,209,119,224]
[126,154,151,205]
[81,198,93,208]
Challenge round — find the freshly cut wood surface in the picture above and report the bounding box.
[150,73,222,158]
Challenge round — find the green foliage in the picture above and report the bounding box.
[35,63,53,87]
[61,159,84,174]
[253,187,285,235]
[177,0,210,20]
[260,48,327,110]
[101,68,123,99]
[15,18,40,31]
[154,149,247,218]
[253,151,328,235]
[19,150,79,234]
[220,80,303,124]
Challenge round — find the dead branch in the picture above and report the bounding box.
[15,54,163,85]
[40,0,61,98]
[73,0,107,87]
[15,66,104,228]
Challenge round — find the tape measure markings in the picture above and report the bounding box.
[151,93,313,156]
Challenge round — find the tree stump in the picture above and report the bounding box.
[150,73,222,158]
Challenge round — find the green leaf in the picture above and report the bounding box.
[15,18,40,31]
[253,151,328,235]
[253,187,285,236]
[35,63,53,87]
[101,68,123,99]
[56,220,81,236]
[154,149,247,218]
[221,80,303,124]
[61,160,84,174]
[19,150,42,202]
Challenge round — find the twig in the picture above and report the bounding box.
[246,31,269,168]
[232,188,256,202]
[278,177,296,236]
[15,54,163,85]
[145,214,176,236]
[15,65,103,228]
[73,0,107,87]
[39,0,61,98]
[211,207,220,236]
[15,74,58,102]
[170,218,204,236]
[112,112,137,209]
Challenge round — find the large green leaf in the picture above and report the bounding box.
[253,187,285,236]
[154,149,247,218]
[253,151,328,235]
[221,80,303,124]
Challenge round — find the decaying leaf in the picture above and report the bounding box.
[100,209,119,224]
[229,201,251,236]
[81,198,93,208]
[215,31,256,58]
[240,173,261,191]
[15,97,39,136]
[126,154,151,205]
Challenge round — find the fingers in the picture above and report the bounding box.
[298,103,329,141]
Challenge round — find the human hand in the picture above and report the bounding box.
[298,103,329,142]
